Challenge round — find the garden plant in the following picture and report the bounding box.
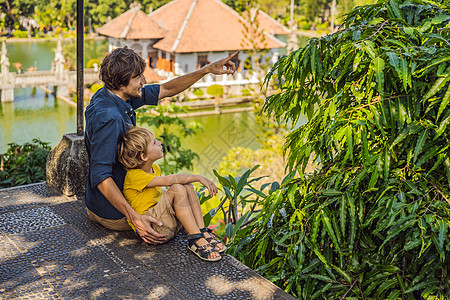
[225,0,450,298]
[0,139,51,188]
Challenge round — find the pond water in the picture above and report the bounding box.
[5,39,108,71]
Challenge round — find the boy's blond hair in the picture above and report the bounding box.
[118,126,155,170]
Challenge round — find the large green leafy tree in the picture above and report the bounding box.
[229,0,450,298]
[86,0,130,26]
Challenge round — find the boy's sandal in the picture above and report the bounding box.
[184,233,222,262]
[200,227,227,253]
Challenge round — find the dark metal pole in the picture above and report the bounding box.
[76,0,84,136]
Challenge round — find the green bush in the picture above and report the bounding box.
[231,0,450,298]
[241,88,251,96]
[86,58,101,69]
[0,139,51,188]
[206,84,224,97]
[204,166,269,240]
[192,88,204,97]
[299,20,312,31]
[90,83,103,93]
[12,30,28,38]
[315,21,329,31]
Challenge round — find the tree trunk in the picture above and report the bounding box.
[5,0,11,11]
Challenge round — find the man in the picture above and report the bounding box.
[85,47,238,244]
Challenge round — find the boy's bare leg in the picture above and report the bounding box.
[166,184,220,259]
[183,183,225,251]
[183,183,205,228]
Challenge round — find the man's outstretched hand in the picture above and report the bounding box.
[133,214,167,244]
[158,50,240,99]
[205,51,240,75]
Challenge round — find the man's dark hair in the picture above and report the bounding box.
[99,47,146,91]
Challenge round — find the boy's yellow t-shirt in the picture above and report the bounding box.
[123,164,163,230]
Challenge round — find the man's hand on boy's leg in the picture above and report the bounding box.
[133,215,167,244]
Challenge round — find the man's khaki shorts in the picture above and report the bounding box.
[86,208,132,231]
[144,192,182,240]
[86,192,182,239]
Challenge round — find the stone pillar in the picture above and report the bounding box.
[214,97,221,113]
[142,42,148,62]
[54,36,65,80]
[287,23,299,54]
[55,85,69,98]
[271,51,280,65]
[46,134,89,197]
[174,62,183,75]
[1,41,14,102]
[1,89,14,102]
[1,41,9,74]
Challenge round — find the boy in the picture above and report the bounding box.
[117,126,226,261]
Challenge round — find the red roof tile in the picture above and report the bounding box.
[150,0,285,53]
[143,66,162,83]
[257,11,289,36]
[97,6,166,40]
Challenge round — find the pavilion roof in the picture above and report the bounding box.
[256,10,289,36]
[97,0,287,53]
[97,5,166,40]
[143,66,163,83]
[150,0,286,53]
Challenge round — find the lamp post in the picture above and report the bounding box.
[77,0,84,135]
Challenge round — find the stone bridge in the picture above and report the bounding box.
[0,69,100,102]
[0,38,102,103]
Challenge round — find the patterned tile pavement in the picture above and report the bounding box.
[0,183,296,299]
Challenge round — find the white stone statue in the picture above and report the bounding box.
[54,37,65,77]
[1,41,10,77]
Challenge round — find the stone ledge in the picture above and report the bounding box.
[0,183,296,299]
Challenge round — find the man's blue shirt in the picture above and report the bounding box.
[84,85,160,219]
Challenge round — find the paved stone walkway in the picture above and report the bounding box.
[0,183,295,299]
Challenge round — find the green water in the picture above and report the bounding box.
[5,39,108,71]
[0,89,77,152]
[170,110,259,175]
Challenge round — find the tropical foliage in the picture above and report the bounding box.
[227,0,450,298]
[203,165,283,240]
[0,139,51,188]
[217,98,292,186]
